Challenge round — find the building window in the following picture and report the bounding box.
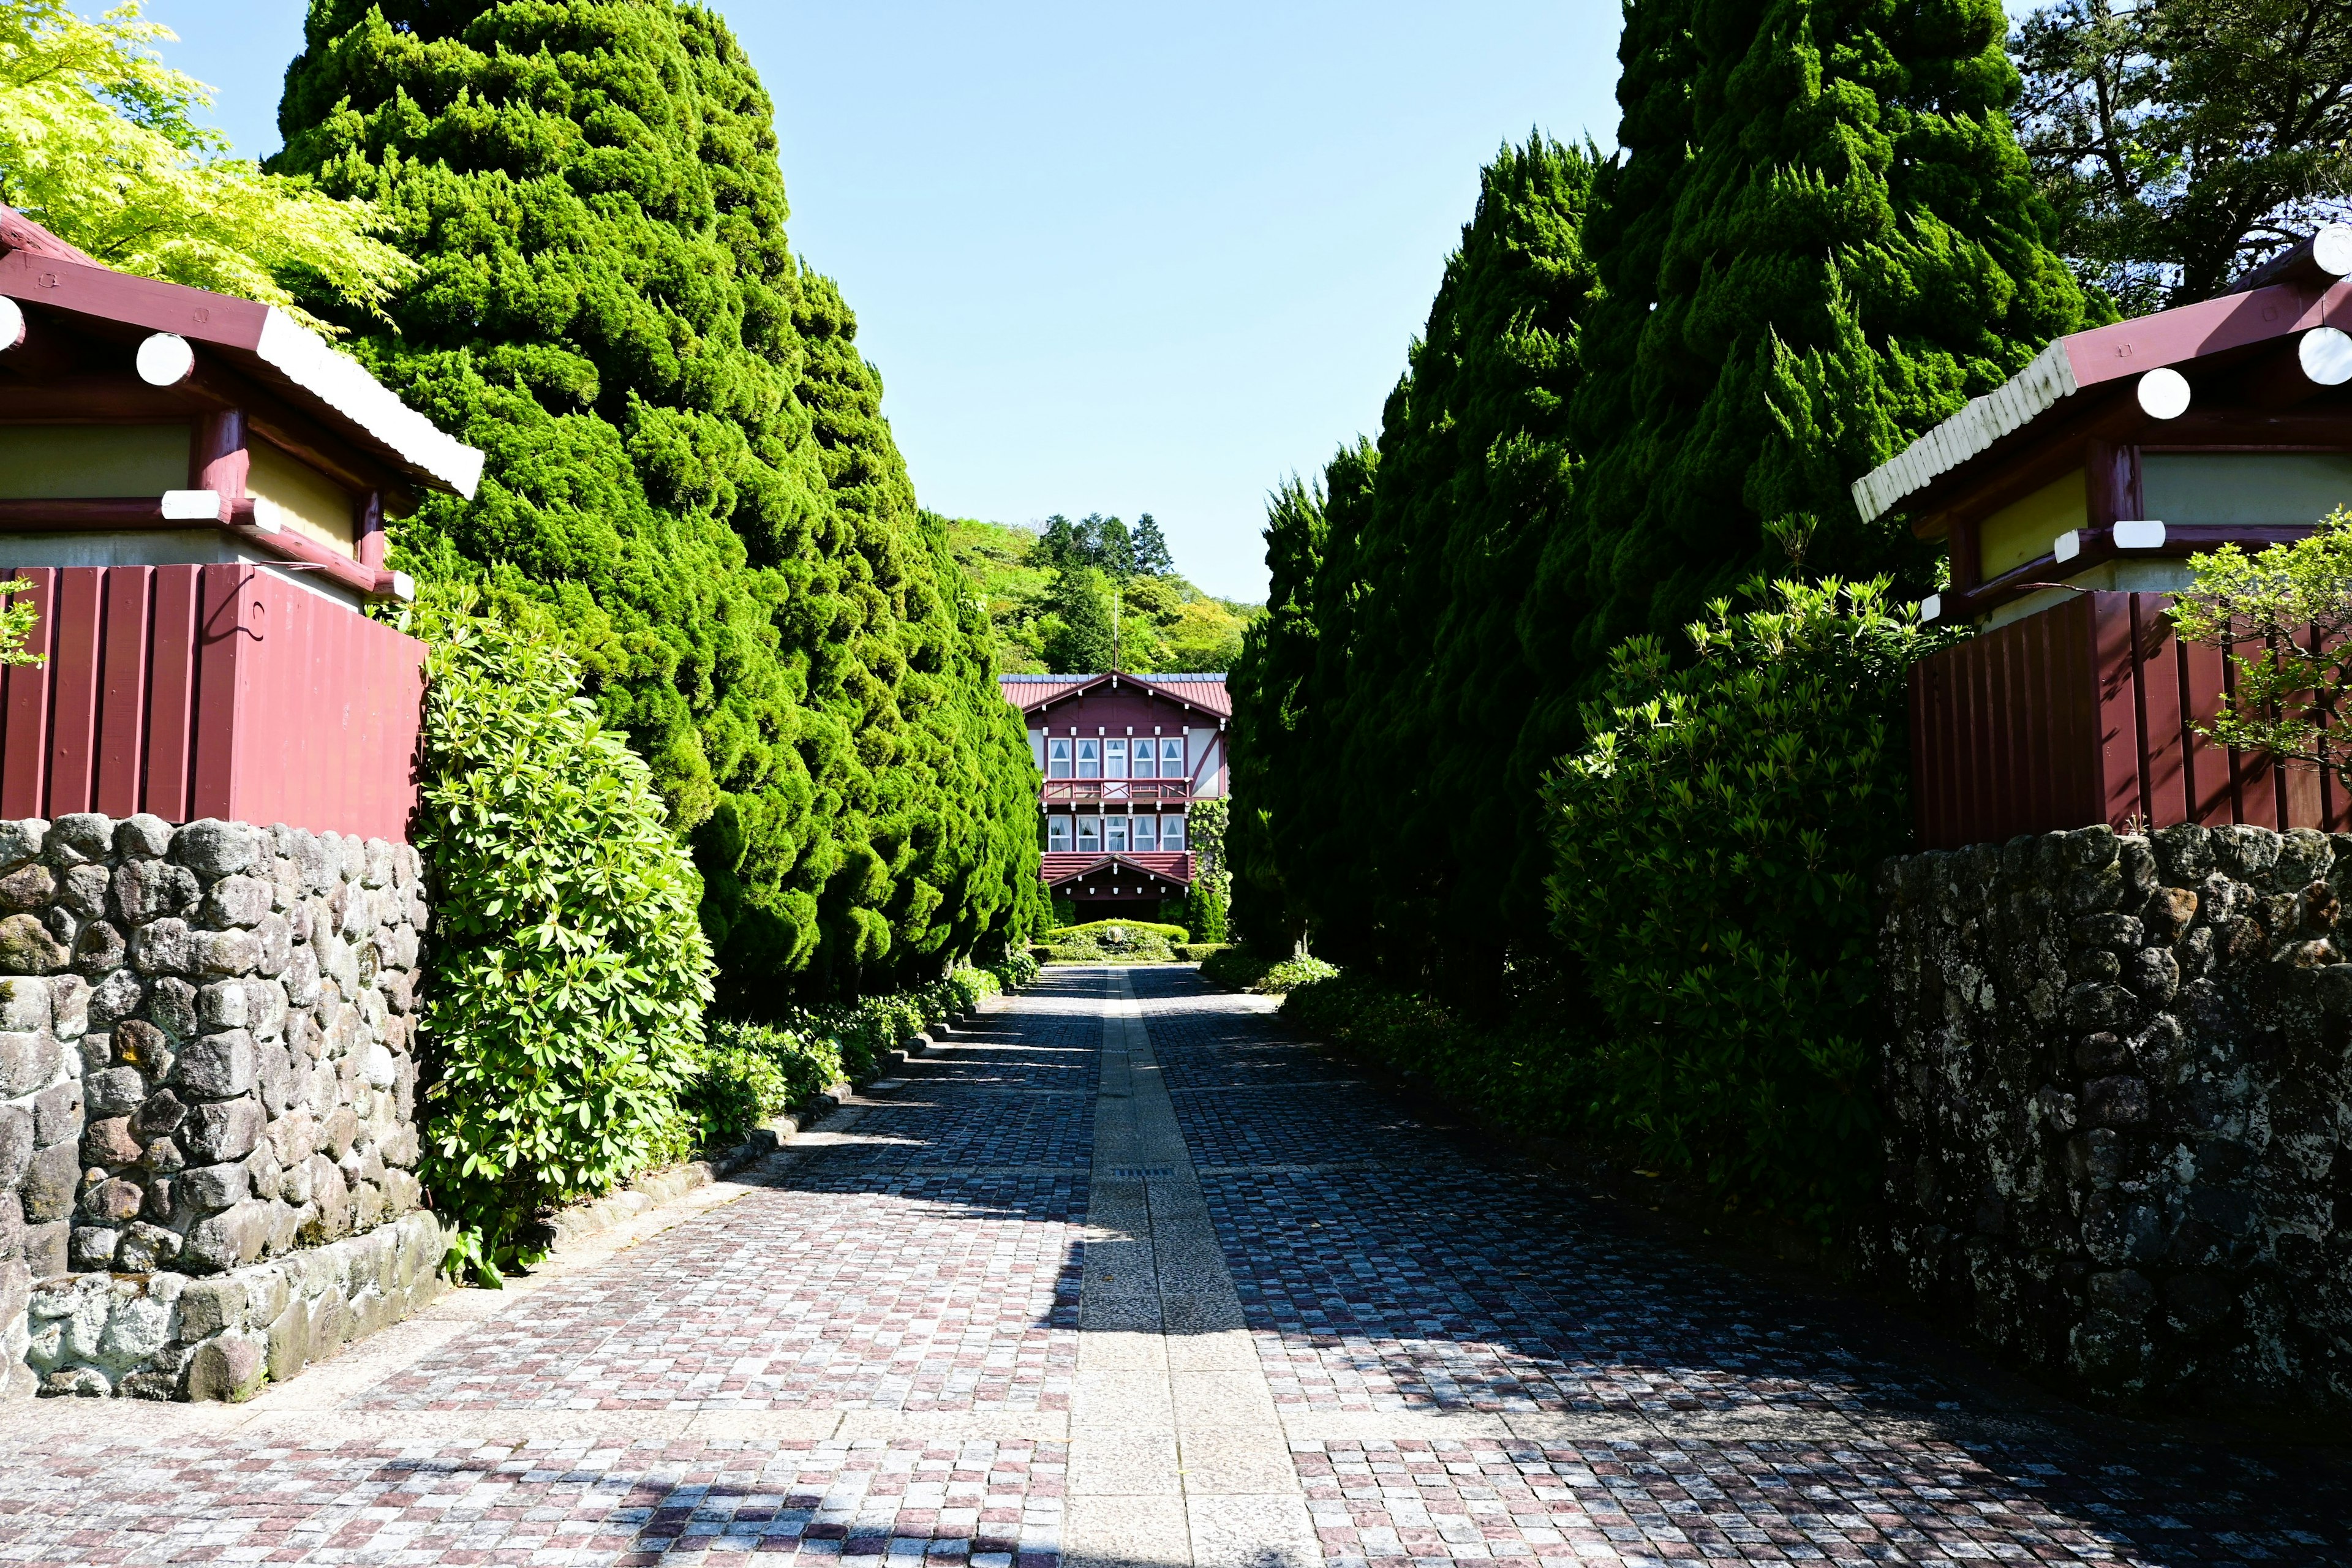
[1163,815,1186,851]
[1133,740,1156,779]
[1106,737,1128,778]
[1077,738,1100,779]
[1077,816,1101,852]
[1047,815,1071,852]
[1132,815,1158,851]
[1047,738,1072,779]
[1106,816,1131,853]
[1161,737,1185,775]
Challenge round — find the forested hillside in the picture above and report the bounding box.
[271,0,1039,1008]
[935,511,1258,674]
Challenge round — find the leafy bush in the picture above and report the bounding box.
[2175,506,2352,782]
[1050,919,1191,943]
[1174,943,1228,963]
[1281,971,1583,1137]
[680,1019,845,1152]
[1544,576,1940,1230]
[992,951,1041,990]
[1197,948,1336,992]
[409,597,717,1284]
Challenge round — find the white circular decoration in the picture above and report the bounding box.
[0,297,23,352]
[2314,223,2352,279]
[2300,325,2352,386]
[135,332,195,386]
[2136,366,2191,419]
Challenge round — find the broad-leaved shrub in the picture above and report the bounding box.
[412,597,716,1281]
[1545,576,1943,1230]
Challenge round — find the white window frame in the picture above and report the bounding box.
[1047,738,1072,780]
[1161,736,1185,775]
[1163,815,1186,851]
[1106,737,1128,779]
[1046,815,1072,851]
[1077,739,1101,780]
[1106,816,1131,853]
[1076,816,1102,852]
[1132,815,1159,852]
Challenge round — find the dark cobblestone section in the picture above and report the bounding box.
[1,813,432,1400]
[1135,965,2352,1565]
[1878,823,2352,1417]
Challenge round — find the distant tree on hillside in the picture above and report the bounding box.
[2014,0,2352,309]
[1132,513,1176,576]
[1041,565,1118,672]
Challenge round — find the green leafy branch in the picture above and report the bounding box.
[2173,506,2352,787]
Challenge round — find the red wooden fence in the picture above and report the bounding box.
[1,565,423,842]
[1909,590,2346,851]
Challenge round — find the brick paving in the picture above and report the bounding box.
[0,1436,1065,1564]
[2,965,2349,1566]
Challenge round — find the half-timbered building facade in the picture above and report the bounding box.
[1000,671,1227,921]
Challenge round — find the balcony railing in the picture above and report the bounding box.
[1041,778,1192,802]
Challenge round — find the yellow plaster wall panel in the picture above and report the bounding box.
[247,439,358,556]
[0,424,191,499]
[1978,468,2086,579]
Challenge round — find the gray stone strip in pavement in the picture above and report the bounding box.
[1066,968,1319,1568]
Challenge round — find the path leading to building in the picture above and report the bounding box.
[5,965,2351,1564]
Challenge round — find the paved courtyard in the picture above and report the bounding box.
[3,965,2349,1566]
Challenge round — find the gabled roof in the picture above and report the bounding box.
[1851,224,2352,525]
[1041,852,1191,889]
[1000,670,1231,718]
[0,208,483,499]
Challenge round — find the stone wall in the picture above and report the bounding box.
[1875,822,2352,1416]
[1,813,432,1399]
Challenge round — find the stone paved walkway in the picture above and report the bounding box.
[4,965,2351,1565]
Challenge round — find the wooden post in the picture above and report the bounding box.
[192,408,249,508]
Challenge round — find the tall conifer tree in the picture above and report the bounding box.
[1564,0,2086,676]
[274,0,1035,1003]
[1260,139,1598,986]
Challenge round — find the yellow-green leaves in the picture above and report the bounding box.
[0,0,411,331]
[2175,507,2352,781]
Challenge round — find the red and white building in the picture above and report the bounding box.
[1000,671,1227,921]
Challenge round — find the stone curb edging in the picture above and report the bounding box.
[530,998,1011,1254]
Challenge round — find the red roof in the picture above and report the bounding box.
[1000,671,1230,718]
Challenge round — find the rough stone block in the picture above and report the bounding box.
[176,1031,255,1101]
[183,1200,273,1273]
[129,918,192,977]
[110,859,194,925]
[0,1030,49,1096]
[0,974,49,1031]
[0,820,43,875]
[0,914,66,974]
[113,815,172,859]
[0,1102,31,1188]
[115,1222,181,1272]
[201,876,271,930]
[2084,1075,2152,1127]
[47,974,88,1041]
[183,1098,264,1163]
[0,863,55,911]
[184,1331,265,1402]
[175,821,260,883]
[32,1077,79,1142]
[194,928,260,978]
[56,862,108,919]
[129,1088,187,1143]
[69,1225,119,1269]
[21,1220,66,1280]
[85,1065,145,1116]
[81,1117,140,1166]
[180,1161,251,1213]
[143,979,197,1042]
[21,1140,78,1224]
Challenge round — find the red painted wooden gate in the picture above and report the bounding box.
[1909,590,2350,851]
[1,564,423,842]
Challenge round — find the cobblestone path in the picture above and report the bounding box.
[5,966,2350,1566]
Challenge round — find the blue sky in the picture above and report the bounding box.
[146,1,1626,601]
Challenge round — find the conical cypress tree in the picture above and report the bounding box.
[1264,140,1599,987]
[1565,0,2086,676]
[274,0,1033,1003]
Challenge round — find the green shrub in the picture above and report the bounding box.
[1281,971,1582,1136]
[1174,942,1228,963]
[1197,948,1335,992]
[1049,919,1191,943]
[680,1018,846,1151]
[409,597,716,1284]
[1544,576,1940,1231]
[990,950,1040,990]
